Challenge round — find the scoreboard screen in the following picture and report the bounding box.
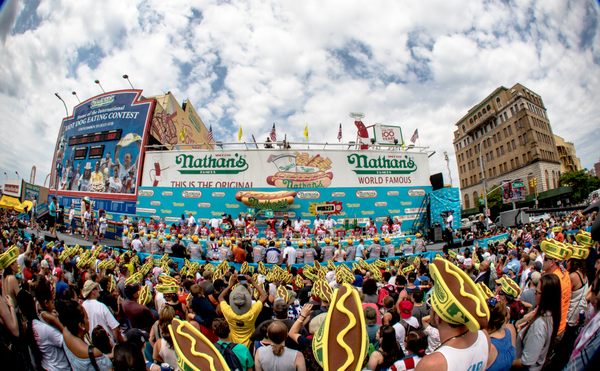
[68,129,122,146]
[88,145,105,159]
[73,147,88,160]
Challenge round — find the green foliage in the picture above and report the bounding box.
[559,170,600,203]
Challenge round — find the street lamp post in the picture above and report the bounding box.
[94,79,106,93]
[477,134,494,220]
[122,74,135,89]
[54,93,69,116]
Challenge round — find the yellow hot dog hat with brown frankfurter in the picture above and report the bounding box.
[540,239,572,260]
[428,257,489,332]
[169,318,229,371]
[312,283,368,371]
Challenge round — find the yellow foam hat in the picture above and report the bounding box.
[477,282,494,299]
[495,276,521,298]
[541,239,572,260]
[0,246,19,270]
[428,257,489,332]
[138,284,152,305]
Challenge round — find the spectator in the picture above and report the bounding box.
[213,317,254,371]
[513,274,561,370]
[255,320,305,371]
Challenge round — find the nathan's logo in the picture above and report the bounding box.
[175,153,248,174]
[90,95,115,109]
[347,154,417,174]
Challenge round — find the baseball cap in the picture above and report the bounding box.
[399,299,414,319]
[82,280,100,298]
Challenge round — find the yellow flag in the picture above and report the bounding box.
[237,126,243,141]
[303,124,308,140]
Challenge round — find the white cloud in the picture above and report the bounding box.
[0,0,599,189]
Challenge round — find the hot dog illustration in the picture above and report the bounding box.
[267,171,333,187]
[235,190,297,207]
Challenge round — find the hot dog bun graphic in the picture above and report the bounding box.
[267,171,333,188]
[312,283,368,371]
[235,190,297,208]
[169,318,229,371]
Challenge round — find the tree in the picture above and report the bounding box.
[559,170,600,203]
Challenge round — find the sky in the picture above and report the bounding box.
[0,0,599,188]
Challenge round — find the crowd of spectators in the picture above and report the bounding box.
[0,205,599,370]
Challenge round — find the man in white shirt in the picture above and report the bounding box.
[282,241,297,265]
[81,280,124,345]
[131,234,143,252]
[209,216,221,230]
[187,212,196,227]
[324,215,337,232]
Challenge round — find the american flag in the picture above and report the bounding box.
[270,123,277,142]
[410,129,419,143]
[207,124,214,142]
[337,123,342,142]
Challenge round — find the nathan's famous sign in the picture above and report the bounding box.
[175,153,249,174]
[142,150,430,189]
[347,154,417,174]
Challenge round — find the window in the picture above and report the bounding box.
[515,157,520,167]
[473,191,479,205]
[522,154,527,163]
[496,97,501,105]
[510,159,514,168]
[552,171,557,189]
[511,140,516,150]
[545,170,549,190]
[487,104,491,111]
[464,194,470,209]
[507,125,512,135]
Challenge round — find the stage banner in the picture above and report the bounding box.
[49,90,155,199]
[474,232,510,248]
[142,149,430,188]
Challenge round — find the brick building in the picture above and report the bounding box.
[453,83,562,210]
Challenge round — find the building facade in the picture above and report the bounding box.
[453,83,562,210]
[554,135,582,174]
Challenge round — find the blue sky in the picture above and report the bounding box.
[0,0,599,186]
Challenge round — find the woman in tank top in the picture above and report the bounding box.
[486,299,516,371]
[255,321,306,371]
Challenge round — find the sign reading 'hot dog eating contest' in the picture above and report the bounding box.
[142,149,429,189]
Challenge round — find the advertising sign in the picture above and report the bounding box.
[502,179,526,204]
[2,179,23,199]
[49,90,155,199]
[151,93,212,150]
[374,124,404,145]
[137,149,432,231]
[142,149,430,189]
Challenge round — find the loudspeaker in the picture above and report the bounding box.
[430,173,444,190]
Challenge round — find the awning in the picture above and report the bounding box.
[537,186,573,201]
[0,195,22,210]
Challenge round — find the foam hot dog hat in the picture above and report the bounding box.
[495,276,521,298]
[428,257,489,332]
[0,246,19,270]
[169,318,229,371]
[312,283,368,371]
[477,282,494,299]
[540,238,572,260]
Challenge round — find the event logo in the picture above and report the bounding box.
[347,154,417,174]
[235,190,297,210]
[90,95,115,109]
[175,153,248,174]
[266,152,333,189]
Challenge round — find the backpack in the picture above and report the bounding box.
[216,342,244,371]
